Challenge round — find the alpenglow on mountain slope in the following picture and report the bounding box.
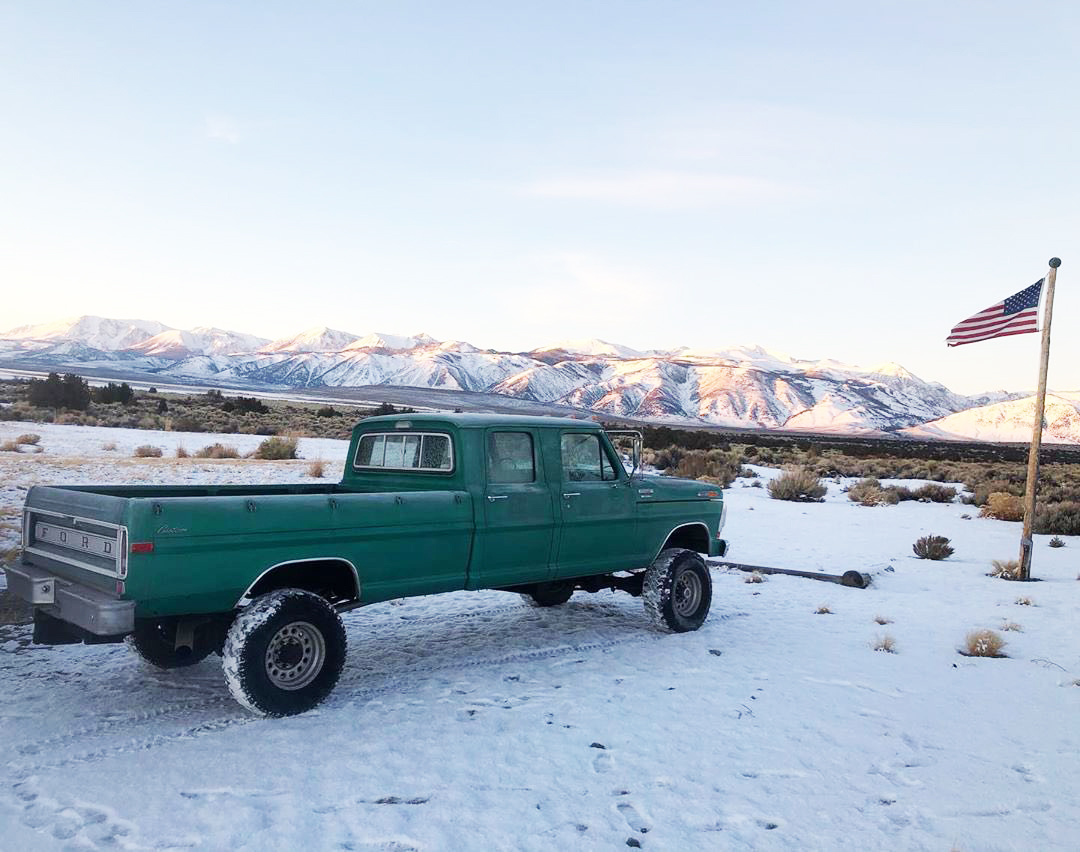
[0,314,1035,436]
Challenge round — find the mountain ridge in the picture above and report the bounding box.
[0,314,1066,439]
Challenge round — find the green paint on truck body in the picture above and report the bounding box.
[20,414,726,621]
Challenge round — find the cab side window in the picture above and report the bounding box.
[561,433,618,482]
[487,432,536,484]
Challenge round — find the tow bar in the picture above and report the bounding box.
[709,560,872,589]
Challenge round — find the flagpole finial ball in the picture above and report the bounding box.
[1049,257,1061,268]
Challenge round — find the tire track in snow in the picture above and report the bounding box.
[2,600,538,758]
[6,607,750,779]
[6,631,661,777]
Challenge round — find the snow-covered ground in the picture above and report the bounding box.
[2,423,1079,851]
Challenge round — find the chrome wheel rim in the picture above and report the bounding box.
[264,621,325,690]
[673,568,703,617]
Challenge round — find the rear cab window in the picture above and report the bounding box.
[487,432,536,484]
[354,432,453,472]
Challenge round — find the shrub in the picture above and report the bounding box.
[133,445,163,458]
[912,535,953,560]
[195,443,240,459]
[815,605,832,614]
[170,415,205,433]
[254,436,298,460]
[963,629,1006,657]
[175,445,189,458]
[307,460,326,478]
[102,441,118,452]
[872,634,896,653]
[973,479,1023,506]
[1000,621,1023,632]
[1015,596,1035,606]
[0,440,18,452]
[1048,536,1065,548]
[1035,502,1080,536]
[990,559,1021,580]
[316,406,339,417]
[980,492,1024,521]
[744,571,766,584]
[847,478,898,507]
[16,433,41,445]
[913,483,957,503]
[767,468,826,502]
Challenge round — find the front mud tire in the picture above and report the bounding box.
[223,589,346,717]
[643,548,712,633]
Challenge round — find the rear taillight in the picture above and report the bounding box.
[130,541,154,554]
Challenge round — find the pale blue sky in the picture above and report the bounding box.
[2,1,1077,394]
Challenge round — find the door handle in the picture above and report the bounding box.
[486,495,509,502]
[562,492,581,499]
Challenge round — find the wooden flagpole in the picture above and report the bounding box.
[1017,257,1061,581]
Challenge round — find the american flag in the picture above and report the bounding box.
[946,279,1044,347]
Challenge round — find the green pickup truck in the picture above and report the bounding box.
[8,413,728,716]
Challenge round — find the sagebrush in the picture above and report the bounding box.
[912,535,954,560]
[767,468,826,502]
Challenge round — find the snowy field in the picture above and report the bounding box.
[1,421,1079,851]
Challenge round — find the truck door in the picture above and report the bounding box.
[553,431,638,578]
[471,428,556,588]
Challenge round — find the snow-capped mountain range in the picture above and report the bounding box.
[0,315,1065,440]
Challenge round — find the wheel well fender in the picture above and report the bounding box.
[656,523,711,560]
[238,558,360,607]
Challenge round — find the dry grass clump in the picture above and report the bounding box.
[980,492,1025,521]
[307,459,326,478]
[175,445,189,458]
[16,433,41,445]
[874,615,893,625]
[1000,621,1023,632]
[989,559,1022,580]
[814,605,832,615]
[0,440,18,452]
[195,443,240,459]
[133,445,163,458]
[254,435,298,460]
[872,634,896,653]
[912,535,954,560]
[102,441,118,452]
[962,629,1007,658]
[744,571,766,584]
[847,478,899,507]
[767,468,826,502]
[1015,596,1035,606]
[1048,536,1065,548]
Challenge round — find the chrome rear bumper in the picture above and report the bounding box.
[6,559,134,636]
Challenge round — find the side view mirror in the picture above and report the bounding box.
[604,430,643,481]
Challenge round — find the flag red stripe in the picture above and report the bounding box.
[946,325,1040,347]
[949,309,1037,335]
[946,316,1038,344]
[947,315,1038,340]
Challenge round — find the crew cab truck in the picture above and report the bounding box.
[8,413,728,716]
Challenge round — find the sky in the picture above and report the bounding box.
[2,1,1079,395]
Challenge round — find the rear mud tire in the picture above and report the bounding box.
[223,589,346,717]
[520,581,575,608]
[126,619,215,669]
[643,548,712,633]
